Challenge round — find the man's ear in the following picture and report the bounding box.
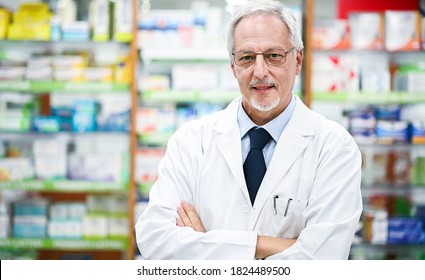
[295,49,303,75]
[231,62,237,78]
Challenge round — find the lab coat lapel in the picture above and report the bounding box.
[252,99,317,211]
[213,98,248,197]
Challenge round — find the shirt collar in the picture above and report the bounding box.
[238,95,296,142]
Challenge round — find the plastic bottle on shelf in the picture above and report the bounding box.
[57,0,77,24]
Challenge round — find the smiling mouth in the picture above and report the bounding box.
[251,84,275,92]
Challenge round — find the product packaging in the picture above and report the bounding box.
[312,55,360,93]
[113,0,133,42]
[385,11,422,51]
[96,94,130,132]
[12,197,49,238]
[349,12,384,50]
[412,121,425,144]
[312,19,350,50]
[108,215,128,238]
[172,64,218,91]
[0,158,34,181]
[83,214,108,238]
[90,0,110,42]
[7,3,51,41]
[375,120,409,144]
[71,98,97,132]
[364,209,388,244]
[0,8,10,39]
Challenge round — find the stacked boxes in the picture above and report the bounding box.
[48,202,86,239]
[84,195,128,239]
[12,197,49,238]
[313,11,423,52]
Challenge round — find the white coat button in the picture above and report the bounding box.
[241,205,250,214]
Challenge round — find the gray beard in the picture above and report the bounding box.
[250,96,281,112]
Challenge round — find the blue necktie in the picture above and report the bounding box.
[243,127,271,205]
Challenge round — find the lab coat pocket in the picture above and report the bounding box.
[275,197,308,238]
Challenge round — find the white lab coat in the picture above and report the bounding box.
[135,96,362,260]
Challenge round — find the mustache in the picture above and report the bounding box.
[249,79,276,88]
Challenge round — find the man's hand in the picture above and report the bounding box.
[176,201,206,233]
[255,236,296,259]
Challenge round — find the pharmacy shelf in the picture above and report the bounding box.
[0,180,128,193]
[361,185,425,196]
[142,89,241,103]
[138,132,174,146]
[313,92,425,104]
[350,243,425,259]
[0,238,128,251]
[0,80,129,93]
[141,48,229,62]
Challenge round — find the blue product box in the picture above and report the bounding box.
[388,217,423,230]
[12,215,47,238]
[32,116,61,133]
[13,223,47,238]
[98,110,130,132]
[51,106,73,131]
[71,99,97,132]
[373,105,401,121]
[388,227,425,244]
[13,199,49,216]
[375,120,409,143]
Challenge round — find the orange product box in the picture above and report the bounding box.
[349,12,384,50]
[385,11,422,51]
[312,19,350,50]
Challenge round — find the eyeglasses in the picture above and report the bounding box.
[232,47,295,68]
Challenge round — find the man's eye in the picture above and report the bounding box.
[240,55,255,61]
[267,53,284,59]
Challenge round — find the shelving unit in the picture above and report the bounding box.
[311,0,425,260]
[0,0,139,260]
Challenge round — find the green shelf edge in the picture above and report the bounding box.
[0,81,130,93]
[141,90,241,103]
[0,238,128,251]
[0,180,128,193]
[313,92,425,104]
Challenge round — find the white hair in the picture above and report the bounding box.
[226,0,304,54]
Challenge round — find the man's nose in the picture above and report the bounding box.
[253,54,269,78]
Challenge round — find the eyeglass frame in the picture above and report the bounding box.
[231,47,296,67]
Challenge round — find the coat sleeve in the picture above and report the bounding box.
[267,125,363,260]
[135,123,257,260]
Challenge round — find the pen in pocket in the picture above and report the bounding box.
[284,198,293,217]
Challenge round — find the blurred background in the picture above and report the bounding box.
[0,0,424,260]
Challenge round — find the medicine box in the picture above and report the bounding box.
[375,120,409,144]
[312,55,360,93]
[385,11,422,51]
[48,219,83,239]
[312,19,350,50]
[412,121,425,144]
[83,214,109,238]
[349,12,384,50]
[108,215,129,238]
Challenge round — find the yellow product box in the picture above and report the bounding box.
[0,9,11,39]
[7,23,50,41]
[114,55,133,83]
[13,3,50,24]
[385,11,422,51]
